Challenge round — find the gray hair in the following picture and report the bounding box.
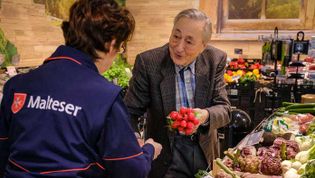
[174,8,212,44]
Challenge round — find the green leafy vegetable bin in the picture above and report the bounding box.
[102,54,132,89]
[0,28,18,67]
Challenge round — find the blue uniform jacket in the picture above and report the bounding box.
[0,45,154,178]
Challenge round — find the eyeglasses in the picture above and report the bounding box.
[118,43,126,54]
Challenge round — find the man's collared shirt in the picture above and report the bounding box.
[175,61,196,110]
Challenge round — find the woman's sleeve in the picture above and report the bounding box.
[0,81,12,176]
[96,95,154,178]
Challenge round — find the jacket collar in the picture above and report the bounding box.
[45,45,99,73]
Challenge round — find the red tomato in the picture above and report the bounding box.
[250,65,258,70]
[227,70,233,76]
[238,64,246,69]
[237,58,245,64]
[229,61,237,68]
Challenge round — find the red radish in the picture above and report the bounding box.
[176,114,183,120]
[172,121,181,129]
[193,119,200,125]
[188,113,195,121]
[186,122,194,129]
[169,111,178,120]
[180,107,187,115]
[185,128,194,135]
[180,120,187,128]
[178,127,184,132]
[183,114,188,121]
[167,107,200,135]
[186,108,193,114]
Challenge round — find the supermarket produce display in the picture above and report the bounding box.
[197,102,315,178]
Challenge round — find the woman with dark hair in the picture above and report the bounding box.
[0,0,161,178]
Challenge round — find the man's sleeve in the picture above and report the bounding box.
[124,54,151,132]
[205,53,231,131]
[97,95,154,178]
[0,82,12,176]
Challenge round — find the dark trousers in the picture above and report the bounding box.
[164,134,208,178]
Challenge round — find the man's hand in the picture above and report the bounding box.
[137,138,144,147]
[134,132,144,146]
[193,108,209,126]
[144,138,162,160]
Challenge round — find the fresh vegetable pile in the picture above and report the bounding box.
[103,54,132,89]
[222,137,300,177]
[167,107,200,136]
[278,102,315,115]
[209,102,315,178]
[0,28,18,67]
[224,69,260,84]
[224,58,262,84]
[227,58,261,70]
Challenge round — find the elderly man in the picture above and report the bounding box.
[125,8,231,178]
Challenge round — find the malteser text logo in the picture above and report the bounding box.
[11,93,82,116]
[27,95,82,116]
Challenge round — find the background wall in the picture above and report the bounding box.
[126,0,263,64]
[33,0,45,4]
[45,0,74,20]
[0,0,64,67]
[126,0,199,64]
[44,0,125,20]
[0,0,314,67]
[126,0,315,64]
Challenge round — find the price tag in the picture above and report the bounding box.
[237,130,264,149]
[230,89,238,96]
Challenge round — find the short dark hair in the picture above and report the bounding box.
[174,8,212,44]
[61,0,135,62]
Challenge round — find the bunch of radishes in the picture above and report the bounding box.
[167,107,200,135]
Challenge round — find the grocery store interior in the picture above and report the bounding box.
[0,0,315,177]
